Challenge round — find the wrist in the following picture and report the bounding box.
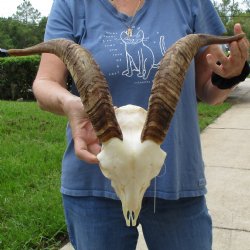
[211,61,250,89]
[62,95,87,118]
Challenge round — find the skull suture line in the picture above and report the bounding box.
[1,33,245,226]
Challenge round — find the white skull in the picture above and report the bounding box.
[97,105,167,226]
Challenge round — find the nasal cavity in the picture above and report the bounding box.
[126,210,135,226]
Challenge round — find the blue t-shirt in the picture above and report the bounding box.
[45,0,225,199]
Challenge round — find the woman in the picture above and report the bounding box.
[32,0,249,249]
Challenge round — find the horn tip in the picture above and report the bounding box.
[0,48,9,57]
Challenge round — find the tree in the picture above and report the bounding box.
[212,0,241,27]
[212,0,250,42]
[12,0,41,24]
[36,17,48,42]
[0,17,47,48]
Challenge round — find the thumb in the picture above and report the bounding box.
[74,137,99,164]
[234,23,243,35]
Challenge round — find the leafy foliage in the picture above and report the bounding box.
[0,18,46,49]
[212,0,241,27]
[0,17,47,49]
[0,56,40,100]
[12,0,42,24]
[0,0,47,49]
[212,0,250,41]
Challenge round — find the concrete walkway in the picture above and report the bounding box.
[61,79,250,250]
[202,78,250,250]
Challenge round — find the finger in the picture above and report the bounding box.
[217,52,229,66]
[206,54,225,76]
[229,41,241,60]
[74,138,99,164]
[208,45,229,66]
[88,143,102,156]
[79,150,99,164]
[233,23,249,46]
[234,23,243,35]
[233,23,249,59]
[206,54,219,70]
[237,39,249,60]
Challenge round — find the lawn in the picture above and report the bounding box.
[0,100,231,249]
[198,101,231,130]
[0,101,67,250]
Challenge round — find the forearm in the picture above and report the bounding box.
[197,77,233,105]
[33,78,80,116]
[32,53,84,117]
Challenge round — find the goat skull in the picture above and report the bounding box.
[1,33,245,226]
[98,105,166,226]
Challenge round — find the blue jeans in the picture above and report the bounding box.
[63,195,212,250]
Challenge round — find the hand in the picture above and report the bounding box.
[206,23,249,79]
[64,97,101,164]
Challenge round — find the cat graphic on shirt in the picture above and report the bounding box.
[120,30,165,80]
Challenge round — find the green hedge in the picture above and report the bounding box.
[0,56,40,100]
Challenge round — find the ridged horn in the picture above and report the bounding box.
[4,39,123,142]
[141,33,245,144]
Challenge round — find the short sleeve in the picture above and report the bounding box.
[192,0,226,35]
[44,0,86,43]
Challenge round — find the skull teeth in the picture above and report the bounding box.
[126,210,136,226]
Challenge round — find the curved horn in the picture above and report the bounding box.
[4,39,123,142]
[141,33,245,144]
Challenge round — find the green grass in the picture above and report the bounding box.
[0,101,68,250]
[198,101,232,131]
[0,100,232,249]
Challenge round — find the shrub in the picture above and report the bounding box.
[0,55,40,100]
